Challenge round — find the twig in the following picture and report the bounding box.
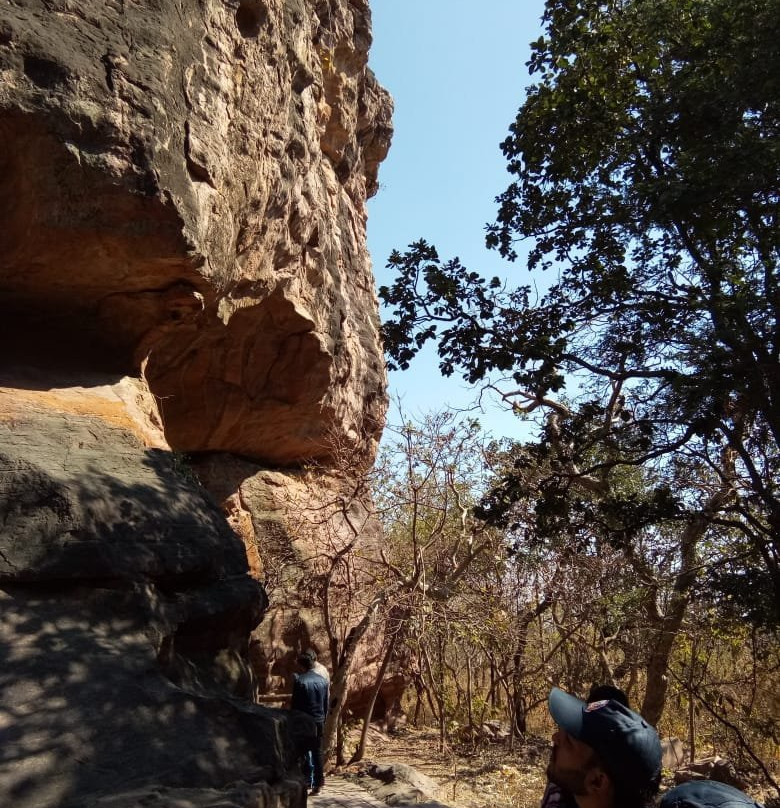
[666,667,779,794]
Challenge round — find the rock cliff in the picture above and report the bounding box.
[0,0,392,805]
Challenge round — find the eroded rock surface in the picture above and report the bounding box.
[0,377,288,807]
[0,0,392,804]
[0,0,391,465]
[0,587,304,808]
[191,452,406,720]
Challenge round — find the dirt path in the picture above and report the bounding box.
[336,726,551,808]
[310,777,389,808]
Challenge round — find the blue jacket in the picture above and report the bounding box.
[291,669,329,723]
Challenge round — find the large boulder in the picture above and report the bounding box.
[0,378,292,807]
[0,0,390,465]
[0,586,304,808]
[0,0,392,803]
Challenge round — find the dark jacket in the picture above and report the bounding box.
[291,669,329,723]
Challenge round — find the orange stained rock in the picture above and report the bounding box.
[0,385,167,449]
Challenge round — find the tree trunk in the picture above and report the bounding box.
[349,617,405,764]
[512,598,552,735]
[641,568,694,724]
[336,713,346,766]
[412,676,424,725]
[421,641,446,751]
[322,592,384,761]
[465,653,473,738]
[640,482,731,724]
[687,634,697,763]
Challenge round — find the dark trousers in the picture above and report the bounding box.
[302,720,324,789]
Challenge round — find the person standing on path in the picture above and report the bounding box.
[291,650,329,795]
[544,686,662,808]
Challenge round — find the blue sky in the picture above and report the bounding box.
[366,1,546,440]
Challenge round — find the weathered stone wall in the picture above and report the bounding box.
[191,452,406,721]
[0,0,392,804]
[0,0,390,465]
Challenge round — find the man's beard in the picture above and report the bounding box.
[547,755,589,797]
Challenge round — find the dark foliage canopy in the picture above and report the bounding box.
[379,0,780,618]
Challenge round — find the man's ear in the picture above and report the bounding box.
[584,766,612,799]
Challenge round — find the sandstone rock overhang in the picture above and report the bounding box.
[0,0,392,468]
[0,0,395,804]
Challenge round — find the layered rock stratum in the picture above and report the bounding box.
[0,0,392,805]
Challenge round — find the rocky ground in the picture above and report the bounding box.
[338,725,779,808]
[339,725,554,808]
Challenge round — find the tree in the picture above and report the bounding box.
[379,0,780,617]
[265,453,387,764]
[360,411,501,753]
[476,409,717,726]
[283,412,499,764]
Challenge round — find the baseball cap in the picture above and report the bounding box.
[549,687,662,791]
[660,782,764,808]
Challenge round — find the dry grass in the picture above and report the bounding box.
[340,725,552,808]
[340,724,779,808]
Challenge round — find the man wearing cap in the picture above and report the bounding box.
[546,687,662,808]
[541,685,631,808]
